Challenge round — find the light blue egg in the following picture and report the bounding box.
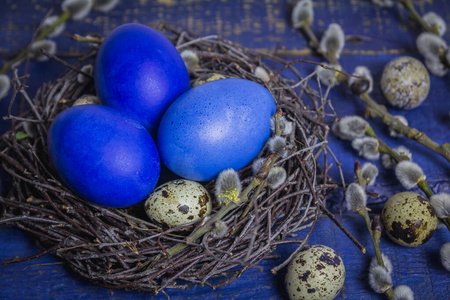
[157,78,276,181]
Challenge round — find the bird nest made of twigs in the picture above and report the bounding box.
[0,22,338,294]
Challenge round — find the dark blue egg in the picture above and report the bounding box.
[47,105,161,208]
[95,23,190,134]
[157,78,276,181]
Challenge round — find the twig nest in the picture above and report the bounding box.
[144,179,212,229]
[380,56,430,110]
[382,192,438,247]
[285,245,345,300]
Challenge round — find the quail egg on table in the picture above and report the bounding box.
[285,245,345,300]
[380,56,430,110]
[382,192,438,247]
[144,179,212,229]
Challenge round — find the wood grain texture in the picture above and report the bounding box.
[1,0,450,299]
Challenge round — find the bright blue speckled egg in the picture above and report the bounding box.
[47,105,161,208]
[95,23,190,134]
[157,78,276,181]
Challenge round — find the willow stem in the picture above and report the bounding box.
[397,0,438,35]
[417,179,433,199]
[364,127,403,163]
[300,23,320,50]
[373,230,394,299]
[0,11,70,75]
[357,208,374,242]
[359,92,450,163]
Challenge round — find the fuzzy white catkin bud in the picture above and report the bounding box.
[369,265,393,293]
[320,23,345,59]
[345,183,367,211]
[267,167,287,189]
[332,115,368,141]
[77,64,93,84]
[215,169,242,204]
[381,146,411,170]
[348,66,373,94]
[42,15,66,38]
[430,192,450,219]
[180,49,199,70]
[62,0,93,20]
[371,0,394,7]
[441,242,450,272]
[29,40,57,62]
[93,0,120,13]
[270,116,293,136]
[361,162,379,186]
[423,12,447,37]
[370,253,393,274]
[351,137,380,160]
[0,74,11,100]
[251,158,265,176]
[389,115,408,137]
[416,32,447,58]
[268,136,288,158]
[394,161,425,190]
[424,56,448,77]
[211,220,228,239]
[254,66,271,83]
[315,63,340,87]
[392,285,414,300]
[291,0,313,29]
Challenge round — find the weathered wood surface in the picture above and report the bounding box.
[0,0,449,299]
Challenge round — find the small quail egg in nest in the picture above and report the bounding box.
[144,179,212,229]
[285,245,345,300]
[380,56,430,110]
[382,192,438,247]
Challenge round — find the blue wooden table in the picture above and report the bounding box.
[1,0,449,299]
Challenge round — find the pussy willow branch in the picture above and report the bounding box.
[0,11,70,75]
[297,24,450,164]
[396,0,439,35]
[365,122,447,232]
[353,164,394,299]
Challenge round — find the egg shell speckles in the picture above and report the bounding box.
[382,192,438,247]
[286,245,345,300]
[380,56,430,110]
[144,179,212,229]
[157,78,276,181]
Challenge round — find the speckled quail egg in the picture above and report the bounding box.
[144,179,212,229]
[286,245,345,300]
[380,56,430,110]
[382,192,438,247]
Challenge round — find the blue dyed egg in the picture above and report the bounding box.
[95,23,190,134]
[47,105,161,208]
[157,78,276,181]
